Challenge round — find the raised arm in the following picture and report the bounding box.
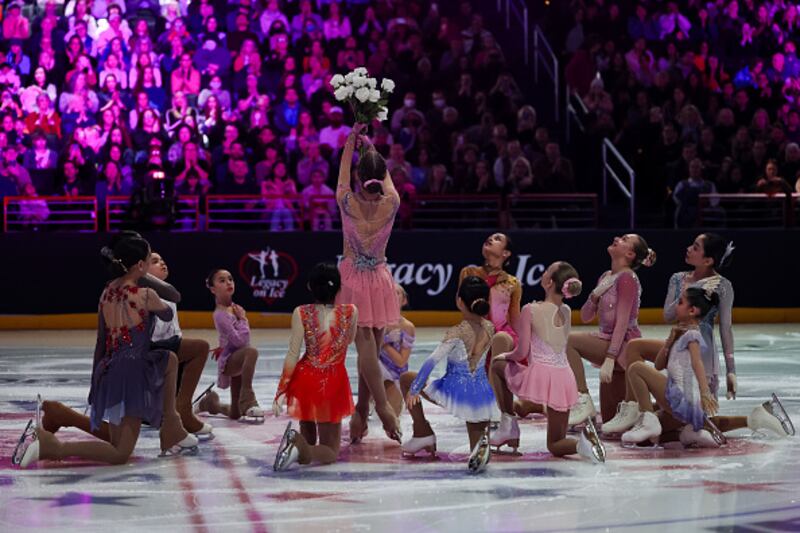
[337,123,366,198]
[138,273,182,304]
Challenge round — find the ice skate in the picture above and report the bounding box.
[12,395,41,467]
[568,393,597,427]
[679,425,719,448]
[468,427,491,474]
[193,386,222,416]
[704,418,727,446]
[159,433,199,457]
[238,388,265,424]
[490,413,520,453]
[749,394,795,437]
[580,418,606,462]
[273,422,300,471]
[621,411,662,447]
[601,401,640,436]
[401,434,437,457]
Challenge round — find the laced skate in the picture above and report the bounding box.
[582,418,606,462]
[679,425,719,448]
[490,413,520,453]
[621,411,661,447]
[400,434,437,457]
[755,394,795,436]
[238,388,265,424]
[568,393,597,427]
[468,427,491,474]
[601,401,640,436]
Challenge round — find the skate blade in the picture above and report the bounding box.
[11,419,36,466]
[468,431,491,473]
[584,419,607,463]
[159,445,199,458]
[192,383,215,406]
[620,440,659,449]
[705,418,728,446]
[240,416,266,425]
[273,422,294,472]
[401,449,437,459]
[768,394,796,436]
[490,445,521,456]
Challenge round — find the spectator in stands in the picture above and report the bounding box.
[60,159,89,197]
[296,140,330,188]
[262,159,298,231]
[534,143,576,193]
[18,183,50,225]
[2,1,30,40]
[673,158,719,228]
[318,106,350,154]
[755,159,793,194]
[301,168,336,231]
[22,133,57,171]
[24,93,61,139]
[220,157,258,195]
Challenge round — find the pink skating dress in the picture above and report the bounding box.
[504,302,578,412]
[335,185,400,328]
[581,270,642,368]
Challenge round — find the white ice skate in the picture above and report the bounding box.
[621,411,662,447]
[159,433,199,457]
[579,418,606,462]
[748,394,795,437]
[12,395,42,467]
[400,434,437,457]
[679,425,719,448]
[601,401,640,436]
[568,393,597,427]
[194,422,214,440]
[490,413,520,453]
[468,427,491,474]
[273,422,300,471]
[241,405,266,424]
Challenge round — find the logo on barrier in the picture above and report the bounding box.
[239,247,298,304]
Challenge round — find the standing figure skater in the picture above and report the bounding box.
[335,122,402,443]
[399,276,497,473]
[604,233,735,434]
[196,269,264,421]
[148,251,213,437]
[490,262,606,462]
[272,263,358,470]
[566,234,656,426]
[379,284,415,417]
[16,236,197,467]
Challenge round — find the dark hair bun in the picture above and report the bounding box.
[308,263,341,304]
[459,275,491,317]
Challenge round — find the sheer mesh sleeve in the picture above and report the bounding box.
[663,272,684,323]
[409,333,461,396]
[276,307,304,397]
[718,278,736,374]
[580,274,603,323]
[138,273,181,304]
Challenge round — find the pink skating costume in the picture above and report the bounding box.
[581,270,642,368]
[212,309,251,388]
[460,266,522,346]
[335,186,400,328]
[504,302,578,412]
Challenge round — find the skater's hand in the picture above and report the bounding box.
[272,395,285,417]
[232,304,246,320]
[210,346,222,361]
[701,391,719,416]
[599,357,615,384]
[405,392,420,409]
[665,326,685,348]
[726,373,737,400]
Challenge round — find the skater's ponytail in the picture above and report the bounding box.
[685,287,719,318]
[308,262,340,304]
[459,275,490,316]
[356,148,386,194]
[100,234,150,278]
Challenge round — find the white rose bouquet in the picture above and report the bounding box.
[330,67,394,124]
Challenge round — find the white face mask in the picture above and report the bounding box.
[404,99,415,108]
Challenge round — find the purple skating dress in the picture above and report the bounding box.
[89,284,173,431]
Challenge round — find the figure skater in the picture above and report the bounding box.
[566,234,655,427]
[399,276,497,473]
[379,284,415,417]
[16,236,197,467]
[272,263,358,470]
[490,262,605,462]
[195,269,264,422]
[335,122,402,443]
[604,233,735,435]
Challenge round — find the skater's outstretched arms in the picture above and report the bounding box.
[408,328,460,397]
[139,273,181,304]
[498,303,532,363]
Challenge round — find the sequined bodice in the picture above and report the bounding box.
[339,191,398,265]
[596,272,641,336]
[299,304,355,369]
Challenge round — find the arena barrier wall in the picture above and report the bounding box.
[1,229,799,328]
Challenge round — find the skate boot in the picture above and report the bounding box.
[601,401,640,436]
[273,422,300,471]
[679,425,719,448]
[238,388,265,424]
[748,394,795,437]
[468,427,491,474]
[12,395,41,466]
[159,433,199,457]
[490,413,520,453]
[578,418,606,463]
[621,411,662,447]
[400,434,437,457]
[194,385,222,415]
[568,393,597,427]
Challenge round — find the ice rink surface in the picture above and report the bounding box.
[1,325,799,533]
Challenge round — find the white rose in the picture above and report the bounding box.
[345,72,354,83]
[330,74,345,88]
[352,76,367,88]
[355,87,370,103]
[354,67,368,76]
[367,77,377,89]
[381,78,395,93]
[368,89,380,103]
[377,107,388,121]
[334,86,351,101]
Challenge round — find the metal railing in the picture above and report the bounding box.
[205,194,307,231]
[602,138,636,228]
[565,84,588,145]
[105,195,201,231]
[698,193,794,228]
[3,196,97,232]
[507,194,599,228]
